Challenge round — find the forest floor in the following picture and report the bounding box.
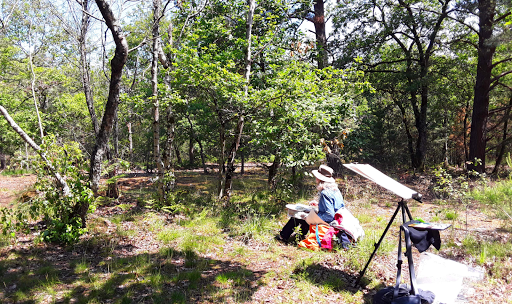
[0,166,511,303]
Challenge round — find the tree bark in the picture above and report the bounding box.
[89,0,129,195]
[468,0,496,173]
[312,0,327,69]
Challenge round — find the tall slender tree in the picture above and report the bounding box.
[89,0,128,195]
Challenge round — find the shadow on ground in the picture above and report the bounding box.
[294,263,375,303]
[0,242,265,303]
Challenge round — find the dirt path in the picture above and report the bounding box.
[0,174,36,208]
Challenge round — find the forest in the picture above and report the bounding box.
[0,0,512,303]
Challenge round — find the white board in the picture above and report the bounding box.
[343,163,419,200]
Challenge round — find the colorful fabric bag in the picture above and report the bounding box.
[298,224,331,251]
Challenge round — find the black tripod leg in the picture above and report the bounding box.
[403,202,414,222]
[354,203,401,286]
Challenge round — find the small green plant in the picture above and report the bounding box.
[445,210,458,220]
[0,136,94,244]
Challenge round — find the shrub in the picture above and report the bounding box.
[0,136,94,244]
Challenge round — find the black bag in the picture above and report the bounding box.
[373,226,434,304]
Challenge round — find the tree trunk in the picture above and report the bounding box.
[464,99,470,167]
[152,0,165,202]
[240,147,245,175]
[221,0,255,198]
[312,0,327,69]
[28,20,44,141]
[186,115,207,173]
[175,145,182,164]
[468,0,496,173]
[90,0,129,195]
[162,104,176,193]
[188,137,195,167]
[79,0,99,135]
[492,93,512,175]
[217,119,227,198]
[268,153,281,189]
[127,121,133,159]
[413,85,428,170]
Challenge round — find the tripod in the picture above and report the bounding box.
[355,199,414,286]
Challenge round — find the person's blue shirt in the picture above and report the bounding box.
[317,189,344,223]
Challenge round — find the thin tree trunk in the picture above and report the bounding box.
[127,121,133,157]
[217,119,227,198]
[186,115,207,173]
[492,93,512,175]
[0,105,70,196]
[221,0,255,198]
[268,153,281,189]
[464,99,470,167]
[443,110,449,167]
[197,139,207,174]
[241,147,245,175]
[152,0,165,202]
[189,137,195,167]
[28,20,44,141]
[90,0,129,195]
[396,98,415,167]
[162,104,176,193]
[175,145,182,164]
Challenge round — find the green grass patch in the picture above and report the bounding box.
[471,179,512,221]
[157,228,182,244]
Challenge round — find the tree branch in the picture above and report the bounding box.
[0,105,71,196]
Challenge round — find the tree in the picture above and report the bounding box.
[89,0,129,196]
[467,0,512,173]
[332,0,453,170]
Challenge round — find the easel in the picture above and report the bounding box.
[354,198,414,286]
[342,164,422,288]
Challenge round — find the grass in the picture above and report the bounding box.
[0,168,32,176]
[2,168,512,302]
[471,178,512,221]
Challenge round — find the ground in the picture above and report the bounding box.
[0,168,511,303]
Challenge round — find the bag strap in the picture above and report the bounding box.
[393,225,419,299]
[315,224,321,246]
[393,227,404,299]
[402,225,418,295]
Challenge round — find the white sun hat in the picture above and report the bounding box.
[312,165,335,183]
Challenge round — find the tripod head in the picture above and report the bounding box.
[412,192,423,203]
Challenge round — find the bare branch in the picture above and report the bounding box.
[491,57,512,69]
[0,105,71,196]
[128,38,147,52]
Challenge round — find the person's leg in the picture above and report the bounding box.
[280,218,309,241]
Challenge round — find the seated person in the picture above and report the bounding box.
[277,165,344,242]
